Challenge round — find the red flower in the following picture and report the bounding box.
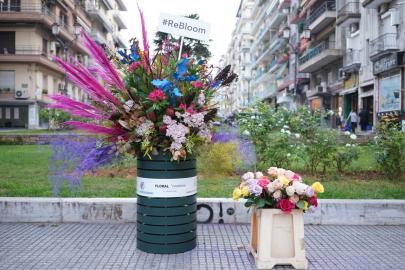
[128,62,141,72]
[148,89,166,102]
[308,195,318,207]
[147,111,156,122]
[277,199,295,213]
[159,124,167,135]
[191,81,204,89]
[166,107,174,117]
[179,103,187,110]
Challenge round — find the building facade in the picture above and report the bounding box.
[220,0,405,130]
[0,0,127,129]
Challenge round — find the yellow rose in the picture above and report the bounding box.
[311,182,324,193]
[241,186,250,197]
[304,201,308,210]
[232,188,242,201]
[279,176,290,186]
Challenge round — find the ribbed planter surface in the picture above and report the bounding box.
[136,153,197,254]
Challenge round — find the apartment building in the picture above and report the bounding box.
[0,0,127,129]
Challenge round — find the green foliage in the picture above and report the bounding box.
[39,109,71,129]
[197,142,241,177]
[373,123,405,179]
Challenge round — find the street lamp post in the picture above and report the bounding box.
[52,22,82,95]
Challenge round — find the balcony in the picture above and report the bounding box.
[0,46,61,73]
[307,1,336,34]
[362,0,392,8]
[337,2,361,27]
[342,50,361,73]
[369,33,398,60]
[115,0,128,11]
[113,33,127,48]
[90,32,107,45]
[101,0,114,10]
[114,13,127,29]
[299,41,342,72]
[85,3,113,32]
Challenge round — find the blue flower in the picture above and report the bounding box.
[197,59,205,65]
[173,88,182,97]
[129,41,140,62]
[152,79,171,90]
[177,58,189,76]
[184,75,198,82]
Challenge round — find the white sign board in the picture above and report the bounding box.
[137,176,197,198]
[157,13,211,41]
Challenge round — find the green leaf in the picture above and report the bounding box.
[296,200,305,209]
[256,198,266,209]
[244,198,254,208]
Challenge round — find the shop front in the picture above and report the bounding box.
[373,52,404,123]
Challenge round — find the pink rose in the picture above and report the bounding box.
[277,199,295,213]
[257,177,270,188]
[267,167,278,177]
[289,194,299,204]
[292,173,302,182]
[284,170,295,180]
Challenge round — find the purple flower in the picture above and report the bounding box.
[248,184,263,196]
[305,186,315,197]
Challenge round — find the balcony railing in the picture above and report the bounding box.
[299,41,336,65]
[0,4,74,34]
[344,49,360,66]
[338,1,360,18]
[0,46,43,55]
[369,33,398,57]
[308,1,336,25]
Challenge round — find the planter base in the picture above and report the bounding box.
[250,209,308,270]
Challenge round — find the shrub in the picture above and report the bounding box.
[197,142,242,177]
[373,123,405,179]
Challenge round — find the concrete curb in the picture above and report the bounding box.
[1,198,405,225]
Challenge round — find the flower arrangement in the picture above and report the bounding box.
[49,8,237,160]
[233,167,324,213]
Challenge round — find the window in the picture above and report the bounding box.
[42,38,48,55]
[0,71,15,92]
[5,107,10,119]
[0,32,15,54]
[1,0,21,11]
[13,107,19,119]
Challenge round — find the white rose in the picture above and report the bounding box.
[350,134,357,140]
[286,186,295,196]
[295,133,301,139]
[255,172,264,179]
[273,190,282,200]
[281,129,285,133]
[344,131,351,136]
[293,182,307,195]
[267,183,274,193]
[242,172,255,181]
[345,143,351,147]
[242,130,250,136]
[276,168,286,176]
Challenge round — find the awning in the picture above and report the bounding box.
[339,87,358,96]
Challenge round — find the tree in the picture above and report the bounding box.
[153,14,212,59]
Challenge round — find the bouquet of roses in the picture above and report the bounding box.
[49,8,237,160]
[233,167,324,213]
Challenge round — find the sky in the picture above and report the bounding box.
[121,0,241,66]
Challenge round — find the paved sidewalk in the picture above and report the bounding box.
[0,223,404,270]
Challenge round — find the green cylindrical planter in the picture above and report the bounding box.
[136,153,197,254]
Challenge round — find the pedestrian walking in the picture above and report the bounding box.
[347,109,358,133]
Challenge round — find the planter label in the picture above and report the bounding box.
[137,176,197,198]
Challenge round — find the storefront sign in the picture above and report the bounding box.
[373,53,403,75]
[378,74,401,112]
[136,176,197,198]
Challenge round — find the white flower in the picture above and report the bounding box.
[286,130,291,135]
[276,168,286,176]
[258,124,263,127]
[374,136,379,140]
[281,129,285,133]
[242,172,255,181]
[292,182,307,195]
[283,125,289,129]
[286,153,291,157]
[242,130,250,136]
[123,100,134,113]
[295,133,301,139]
[267,183,274,193]
[255,172,264,179]
[350,134,357,140]
[286,186,295,196]
[344,131,351,136]
[273,190,282,200]
[345,143,351,147]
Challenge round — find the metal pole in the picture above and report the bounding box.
[178,36,184,61]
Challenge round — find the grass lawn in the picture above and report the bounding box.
[0,144,404,199]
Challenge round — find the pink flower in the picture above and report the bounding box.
[292,173,302,182]
[267,167,278,177]
[289,194,299,204]
[277,199,295,213]
[191,81,204,89]
[308,195,318,207]
[128,62,141,72]
[148,89,166,102]
[284,170,295,180]
[257,177,270,188]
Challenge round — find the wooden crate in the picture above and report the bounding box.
[250,208,308,269]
